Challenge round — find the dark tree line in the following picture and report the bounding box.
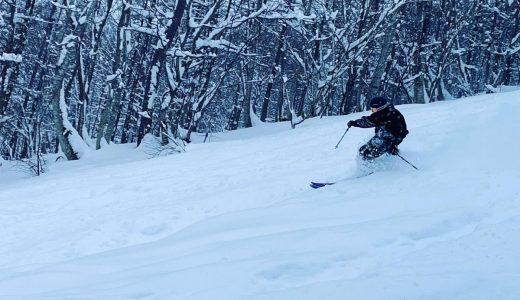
[0,0,519,164]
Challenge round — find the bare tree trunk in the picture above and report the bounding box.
[413,1,431,104]
[0,0,36,116]
[368,15,397,101]
[49,2,92,160]
[260,24,287,122]
[96,2,130,149]
[76,0,115,138]
[137,0,187,146]
[241,61,253,128]
[501,5,519,85]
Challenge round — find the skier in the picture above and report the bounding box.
[310,97,410,188]
[347,97,408,160]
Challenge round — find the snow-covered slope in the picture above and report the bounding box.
[1,91,519,300]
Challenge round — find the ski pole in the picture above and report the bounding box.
[335,126,350,149]
[396,153,419,170]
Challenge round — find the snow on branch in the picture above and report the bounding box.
[345,0,410,53]
[322,0,412,86]
[512,32,520,45]
[0,115,14,124]
[190,70,228,124]
[260,6,316,23]
[123,26,159,37]
[166,48,205,58]
[51,1,77,10]
[191,5,271,52]
[105,69,122,82]
[0,53,22,63]
[189,0,220,31]
[507,45,520,55]
[14,13,62,25]
[56,34,79,66]
[195,38,239,51]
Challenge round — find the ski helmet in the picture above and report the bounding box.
[369,97,388,109]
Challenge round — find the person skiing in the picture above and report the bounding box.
[347,97,408,160]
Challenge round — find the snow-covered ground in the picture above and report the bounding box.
[1,91,519,300]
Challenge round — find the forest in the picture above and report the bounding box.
[0,0,518,167]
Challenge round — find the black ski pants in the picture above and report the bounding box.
[359,128,402,160]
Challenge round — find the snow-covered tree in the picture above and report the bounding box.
[0,0,518,163]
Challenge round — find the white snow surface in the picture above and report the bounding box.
[1,91,520,299]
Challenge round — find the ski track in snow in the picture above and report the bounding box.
[0,91,520,299]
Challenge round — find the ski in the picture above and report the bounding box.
[310,172,374,189]
[310,182,335,189]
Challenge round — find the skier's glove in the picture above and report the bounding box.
[389,145,399,155]
[347,120,357,128]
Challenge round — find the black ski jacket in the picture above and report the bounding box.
[351,104,408,140]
